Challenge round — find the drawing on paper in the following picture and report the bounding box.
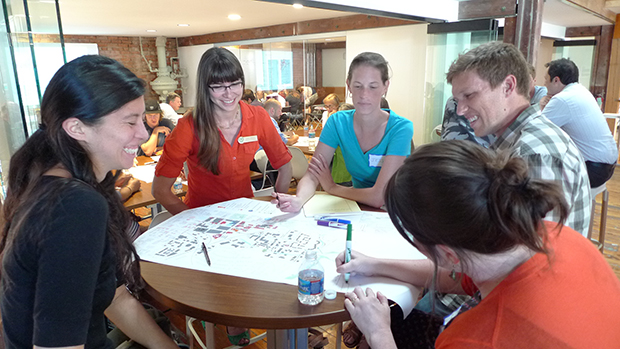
[153,216,320,263]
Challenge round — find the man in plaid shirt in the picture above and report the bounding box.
[447,42,591,237]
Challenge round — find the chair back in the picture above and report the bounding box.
[149,211,173,229]
[287,146,309,180]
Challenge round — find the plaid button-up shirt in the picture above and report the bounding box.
[492,105,591,237]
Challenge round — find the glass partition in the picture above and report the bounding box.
[552,42,595,89]
[423,20,498,143]
[0,0,64,202]
[220,36,346,130]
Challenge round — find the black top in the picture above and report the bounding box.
[1,177,116,349]
[138,118,175,156]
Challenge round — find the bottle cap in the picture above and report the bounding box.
[324,289,337,300]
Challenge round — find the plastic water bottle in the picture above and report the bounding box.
[308,126,316,152]
[303,124,309,137]
[298,249,324,305]
[173,177,183,194]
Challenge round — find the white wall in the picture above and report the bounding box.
[322,48,346,87]
[178,43,213,108]
[346,24,429,146]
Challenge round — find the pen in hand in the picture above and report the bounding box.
[201,242,211,266]
[345,224,352,283]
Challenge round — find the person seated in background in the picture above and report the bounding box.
[138,99,175,156]
[255,89,266,103]
[285,89,302,114]
[541,58,617,187]
[338,140,620,349]
[160,92,182,125]
[263,99,299,146]
[275,52,413,211]
[115,172,144,240]
[242,88,263,107]
[321,93,341,128]
[528,64,547,105]
[265,90,286,107]
[440,96,496,147]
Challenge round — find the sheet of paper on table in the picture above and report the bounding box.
[293,136,319,147]
[302,193,361,217]
[134,198,425,315]
[128,163,156,183]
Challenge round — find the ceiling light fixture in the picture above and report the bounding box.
[146,29,157,32]
[177,23,190,27]
[293,3,303,9]
[228,14,241,20]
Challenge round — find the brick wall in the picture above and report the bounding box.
[33,34,181,99]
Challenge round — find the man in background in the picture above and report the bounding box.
[540,58,617,187]
[263,99,298,146]
[160,92,182,125]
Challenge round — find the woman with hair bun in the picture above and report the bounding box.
[1,56,178,348]
[336,140,620,348]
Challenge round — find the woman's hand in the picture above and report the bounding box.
[271,192,304,212]
[126,178,141,193]
[307,154,336,192]
[345,287,394,349]
[336,250,377,277]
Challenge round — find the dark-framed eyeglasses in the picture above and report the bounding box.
[209,81,243,93]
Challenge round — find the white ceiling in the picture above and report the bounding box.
[17,0,616,38]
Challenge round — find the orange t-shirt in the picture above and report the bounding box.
[437,221,620,348]
[155,102,291,208]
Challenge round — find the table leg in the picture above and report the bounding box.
[294,328,307,349]
[204,322,216,349]
[336,323,342,349]
[267,330,286,349]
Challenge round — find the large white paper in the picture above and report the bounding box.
[128,164,156,183]
[134,198,425,315]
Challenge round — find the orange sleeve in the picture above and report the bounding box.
[155,115,194,178]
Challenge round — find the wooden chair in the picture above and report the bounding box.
[588,183,609,252]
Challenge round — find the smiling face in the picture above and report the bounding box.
[209,80,243,114]
[346,65,389,116]
[80,96,149,180]
[451,70,511,138]
[145,112,161,128]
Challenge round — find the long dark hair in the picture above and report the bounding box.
[385,140,568,279]
[193,47,245,174]
[1,55,146,292]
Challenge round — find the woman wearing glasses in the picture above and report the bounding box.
[151,47,292,346]
[153,47,292,215]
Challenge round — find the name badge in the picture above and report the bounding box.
[368,154,384,168]
[238,135,258,144]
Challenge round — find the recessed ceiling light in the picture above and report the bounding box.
[228,14,241,20]
[293,3,303,9]
[325,39,333,41]
[177,23,190,27]
[146,29,157,32]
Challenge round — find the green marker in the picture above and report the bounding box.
[345,224,352,282]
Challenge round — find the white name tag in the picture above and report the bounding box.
[238,135,258,144]
[368,154,385,168]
